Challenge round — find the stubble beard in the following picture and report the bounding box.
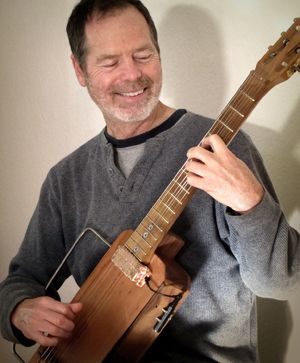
[88,76,162,124]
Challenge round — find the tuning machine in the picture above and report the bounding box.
[287,59,300,77]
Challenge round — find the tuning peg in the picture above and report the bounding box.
[283,39,289,46]
[296,25,300,32]
[281,61,289,68]
[287,65,300,77]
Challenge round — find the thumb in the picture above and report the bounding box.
[69,302,83,314]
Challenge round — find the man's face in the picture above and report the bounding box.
[74,6,162,124]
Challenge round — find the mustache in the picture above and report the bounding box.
[112,77,152,93]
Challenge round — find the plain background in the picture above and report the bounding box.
[0,0,300,362]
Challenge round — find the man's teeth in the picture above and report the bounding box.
[121,89,144,97]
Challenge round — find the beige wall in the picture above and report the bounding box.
[0,1,299,362]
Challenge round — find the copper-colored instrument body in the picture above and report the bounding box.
[29,231,190,363]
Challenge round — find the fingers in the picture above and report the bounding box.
[185,134,264,212]
[11,296,83,346]
[70,302,83,314]
[185,135,224,183]
[187,134,227,161]
[41,297,78,320]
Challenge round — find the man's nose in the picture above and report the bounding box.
[119,58,142,81]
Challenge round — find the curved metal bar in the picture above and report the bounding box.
[45,227,111,290]
[12,343,25,363]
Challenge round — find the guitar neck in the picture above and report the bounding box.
[125,70,272,264]
[125,17,300,264]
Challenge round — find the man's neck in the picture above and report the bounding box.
[105,102,175,140]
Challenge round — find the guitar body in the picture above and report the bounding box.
[29,231,191,363]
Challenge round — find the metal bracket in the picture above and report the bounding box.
[154,294,182,333]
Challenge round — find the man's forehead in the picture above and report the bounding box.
[84,7,154,52]
[85,6,145,33]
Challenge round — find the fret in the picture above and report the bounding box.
[165,190,183,205]
[135,230,153,247]
[159,198,176,215]
[135,224,158,248]
[174,180,190,194]
[229,105,245,118]
[125,236,148,258]
[176,169,189,182]
[140,221,158,240]
[217,119,234,133]
[131,232,152,251]
[239,90,255,102]
[153,206,169,224]
[125,229,162,261]
[167,178,190,204]
[144,215,163,233]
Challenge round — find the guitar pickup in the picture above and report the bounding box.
[153,294,182,333]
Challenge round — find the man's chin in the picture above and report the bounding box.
[108,106,157,124]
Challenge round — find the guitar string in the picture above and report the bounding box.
[132,71,264,259]
[177,72,264,194]
[178,70,264,194]
[41,344,57,362]
[39,71,265,362]
[144,71,264,241]
[40,263,131,362]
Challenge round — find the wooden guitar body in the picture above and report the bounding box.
[29,231,191,363]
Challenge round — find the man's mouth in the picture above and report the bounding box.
[118,88,145,97]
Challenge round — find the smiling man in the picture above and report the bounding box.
[0,1,299,363]
[71,2,173,139]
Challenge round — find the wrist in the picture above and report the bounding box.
[234,185,265,215]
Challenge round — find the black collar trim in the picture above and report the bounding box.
[104,109,187,148]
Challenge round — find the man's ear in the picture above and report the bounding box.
[71,54,87,87]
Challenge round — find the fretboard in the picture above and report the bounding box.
[125,69,274,264]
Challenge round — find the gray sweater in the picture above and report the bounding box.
[1,111,299,363]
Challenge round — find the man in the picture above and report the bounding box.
[0,1,299,362]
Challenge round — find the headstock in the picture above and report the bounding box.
[255,17,300,88]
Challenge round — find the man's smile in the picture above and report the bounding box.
[118,89,145,97]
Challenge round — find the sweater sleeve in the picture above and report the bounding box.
[216,131,300,299]
[0,170,71,344]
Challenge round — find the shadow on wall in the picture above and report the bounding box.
[244,98,300,219]
[159,5,299,363]
[159,5,226,118]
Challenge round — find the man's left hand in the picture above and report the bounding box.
[186,134,264,214]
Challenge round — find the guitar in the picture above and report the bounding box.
[25,17,300,363]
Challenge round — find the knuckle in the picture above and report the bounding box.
[52,326,63,336]
[61,305,72,315]
[39,296,50,306]
[187,147,196,157]
[56,315,67,326]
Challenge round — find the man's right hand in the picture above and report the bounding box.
[11,296,83,346]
